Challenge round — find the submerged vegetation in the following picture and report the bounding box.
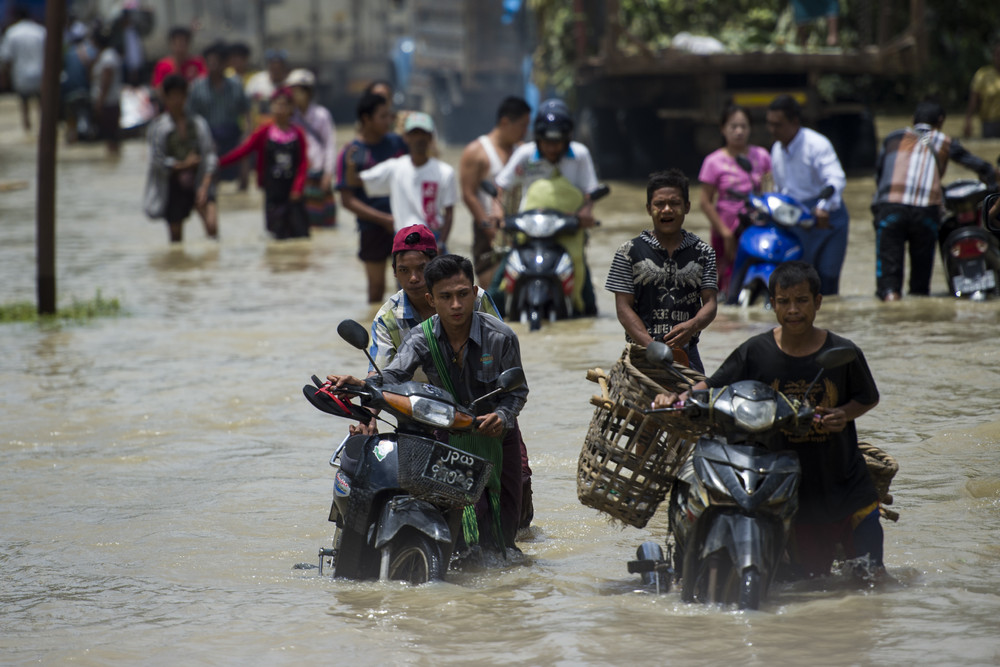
[0,291,122,324]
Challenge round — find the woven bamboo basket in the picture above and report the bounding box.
[578,344,707,528]
[859,441,900,521]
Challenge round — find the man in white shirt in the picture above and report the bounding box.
[0,8,45,132]
[766,95,849,296]
[494,98,602,315]
[360,112,458,250]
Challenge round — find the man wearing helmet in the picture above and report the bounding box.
[495,99,601,315]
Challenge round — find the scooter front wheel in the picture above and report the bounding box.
[528,308,543,331]
[386,528,446,584]
[738,567,762,610]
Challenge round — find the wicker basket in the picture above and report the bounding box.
[577,345,707,528]
[859,441,900,521]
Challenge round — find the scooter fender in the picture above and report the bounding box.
[700,512,782,576]
[525,277,554,308]
[372,496,452,549]
[738,225,802,264]
[740,263,777,292]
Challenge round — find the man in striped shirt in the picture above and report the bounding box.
[872,101,996,301]
[605,169,718,373]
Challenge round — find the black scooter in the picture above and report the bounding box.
[481,181,609,330]
[628,342,856,609]
[939,179,1000,300]
[303,320,525,584]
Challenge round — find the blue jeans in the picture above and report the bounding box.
[685,343,704,374]
[791,201,849,295]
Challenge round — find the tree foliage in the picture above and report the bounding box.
[529,0,1000,110]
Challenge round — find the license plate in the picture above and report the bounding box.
[422,442,480,494]
[954,270,996,294]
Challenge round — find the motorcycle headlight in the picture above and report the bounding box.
[410,396,457,427]
[769,198,803,226]
[383,392,457,428]
[731,396,777,432]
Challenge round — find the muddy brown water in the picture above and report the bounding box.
[2,106,1000,664]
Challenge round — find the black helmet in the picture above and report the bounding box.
[534,98,574,142]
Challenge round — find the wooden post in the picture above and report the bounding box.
[36,0,66,315]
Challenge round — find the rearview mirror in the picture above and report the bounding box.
[499,367,525,392]
[984,193,1000,232]
[469,367,526,409]
[589,184,611,202]
[337,319,370,351]
[818,185,835,200]
[815,346,856,370]
[480,180,498,198]
[645,341,674,367]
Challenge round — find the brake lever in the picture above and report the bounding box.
[643,405,687,415]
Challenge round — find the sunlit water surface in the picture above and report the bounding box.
[2,110,999,665]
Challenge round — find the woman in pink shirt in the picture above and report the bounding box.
[219,87,309,239]
[698,104,772,293]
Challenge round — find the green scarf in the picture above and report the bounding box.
[420,318,505,551]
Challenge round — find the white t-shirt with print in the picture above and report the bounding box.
[360,156,458,232]
[0,19,46,93]
[495,140,599,210]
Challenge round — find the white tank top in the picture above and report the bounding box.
[478,135,505,219]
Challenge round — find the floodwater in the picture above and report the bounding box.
[2,103,1000,665]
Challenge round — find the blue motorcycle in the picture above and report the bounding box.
[728,185,834,307]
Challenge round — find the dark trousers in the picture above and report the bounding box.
[469,420,530,549]
[497,421,527,547]
[791,201,850,296]
[873,203,940,298]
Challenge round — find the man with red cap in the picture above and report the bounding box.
[362,225,534,541]
[368,224,499,370]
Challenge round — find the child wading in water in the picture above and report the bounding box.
[218,87,310,239]
[142,74,218,243]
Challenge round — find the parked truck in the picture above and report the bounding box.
[570,0,929,178]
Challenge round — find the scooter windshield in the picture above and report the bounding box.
[768,196,805,226]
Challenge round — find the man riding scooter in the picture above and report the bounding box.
[494,99,601,316]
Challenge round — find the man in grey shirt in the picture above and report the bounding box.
[328,254,528,545]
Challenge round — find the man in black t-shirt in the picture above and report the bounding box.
[653,261,883,577]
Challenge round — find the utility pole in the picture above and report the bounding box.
[36,0,66,315]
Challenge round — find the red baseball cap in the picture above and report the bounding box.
[392,224,438,255]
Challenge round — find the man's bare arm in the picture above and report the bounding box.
[614,292,653,345]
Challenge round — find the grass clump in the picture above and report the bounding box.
[0,290,122,323]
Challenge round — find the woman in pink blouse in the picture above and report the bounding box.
[697,104,771,293]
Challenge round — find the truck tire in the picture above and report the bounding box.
[578,106,627,178]
[818,111,877,173]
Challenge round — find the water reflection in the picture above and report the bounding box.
[263,238,316,273]
[2,115,1000,664]
[148,245,221,272]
